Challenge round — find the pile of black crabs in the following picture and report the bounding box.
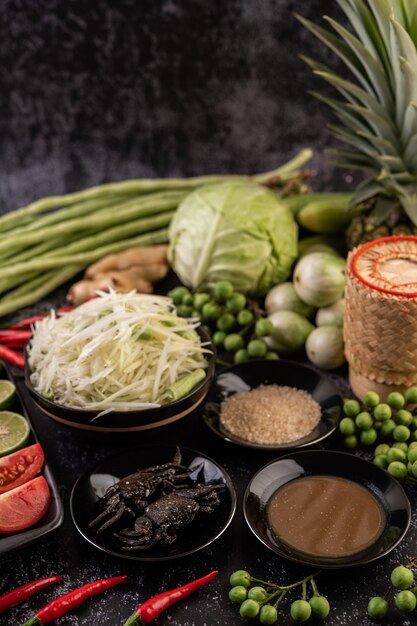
[89,447,224,552]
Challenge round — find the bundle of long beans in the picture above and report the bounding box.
[0,149,313,317]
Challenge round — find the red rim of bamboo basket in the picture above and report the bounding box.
[351,235,417,298]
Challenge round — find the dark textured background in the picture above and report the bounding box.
[2,4,404,626]
[0,0,360,215]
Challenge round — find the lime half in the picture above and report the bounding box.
[0,411,30,457]
[0,380,16,410]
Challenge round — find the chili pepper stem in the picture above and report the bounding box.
[121,613,141,626]
[20,616,41,626]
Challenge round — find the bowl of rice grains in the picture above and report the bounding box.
[199,360,343,450]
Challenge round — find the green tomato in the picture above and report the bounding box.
[392,442,409,453]
[409,447,417,463]
[405,386,417,404]
[344,435,358,449]
[388,461,408,480]
[360,428,378,446]
[386,448,407,464]
[168,286,190,305]
[226,293,247,314]
[367,596,389,619]
[213,280,234,302]
[373,454,388,469]
[193,292,211,310]
[409,441,417,449]
[410,586,417,598]
[247,586,268,602]
[290,599,312,623]
[237,309,254,326]
[229,586,248,603]
[255,319,274,337]
[265,351,279,360]
[259,604,278,625]
[395,590,417,611]
[309,595,330,619]
[410,460,417,478]
[230,570,251,588]
[363,391,380,407]
[239,599,260,619]
[182,293,194,306]
[395,409,413,426]
[176,304,194,317]
[201,302,223,322]
[410,417,417,432]
[234,349,249,364]
[217,313,236,332]
[355,411,373,430]
[374,404,392,421]
[375,443,390,456]
[224,333,244,353]
[380,419,396,437]
[391,565,414,590]
[387,392,405,409]
[213,331,226,347]
[339,417,356,436]
[393,425,411,442]
[247,339,267,358]
[344,399,361,417]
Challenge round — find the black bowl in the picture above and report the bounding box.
[70,444,236,561]
[199,359,342,450]
[25,327,215,433]
[244,450,411,569]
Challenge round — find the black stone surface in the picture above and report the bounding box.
[0,1,416,625]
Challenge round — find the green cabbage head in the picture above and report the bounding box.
[168,181,298,294]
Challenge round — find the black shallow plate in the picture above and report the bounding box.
[0,360,64,556]
[244,450,411,569]
[199,359,343,450]
[70,445,236,561]
[25,326,215,433]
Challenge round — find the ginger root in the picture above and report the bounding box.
[67,245,170,304]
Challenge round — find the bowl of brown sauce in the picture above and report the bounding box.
[244,450,410,568]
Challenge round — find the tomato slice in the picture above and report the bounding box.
[0,443,44,494]
[0,476,51,533]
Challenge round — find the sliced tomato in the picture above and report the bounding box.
[0,475,51,533]
[0,443,44,495]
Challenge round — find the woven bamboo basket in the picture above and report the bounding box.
[344,236,417,400]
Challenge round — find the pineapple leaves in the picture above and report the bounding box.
[324,16,394,113]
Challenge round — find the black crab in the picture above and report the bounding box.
[89,446,193,533]
[114,483,224,551]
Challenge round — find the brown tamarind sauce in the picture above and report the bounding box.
[266,475,386,558]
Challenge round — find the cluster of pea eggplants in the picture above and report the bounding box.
[168,281,279,364]
[338,388,417,479]
[228,570,330,624]
[368,561,417,618]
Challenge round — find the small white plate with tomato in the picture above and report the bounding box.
[0,361,63,555]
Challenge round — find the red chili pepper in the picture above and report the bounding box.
[0,330,33,342]
[57,306,74,314]
[0,345,25,368]
[122,571,218,626]
[0,576,62,613]
[10,315,46,329]
[1,340,28,349]
[20,575,127,626]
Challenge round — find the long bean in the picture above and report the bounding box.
[0,191,185,256]
[0,149,312,232]
[0,228,168,316]
[0,266,84,317]
[2,194,131,236]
